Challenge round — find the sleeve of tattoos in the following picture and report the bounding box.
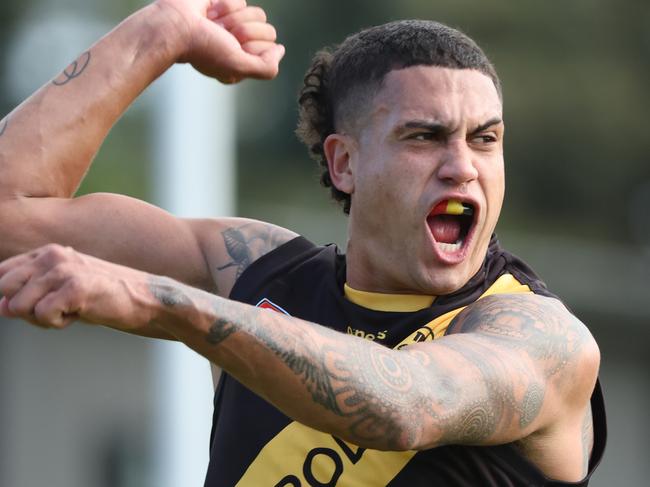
[148,278,600,452]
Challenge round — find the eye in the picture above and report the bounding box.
[472,134,498,144]
[408,132,434,141]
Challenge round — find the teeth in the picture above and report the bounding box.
[437,241,462,253]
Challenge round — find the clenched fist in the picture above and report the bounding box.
[0,244,153,331]
[155,0,285,83]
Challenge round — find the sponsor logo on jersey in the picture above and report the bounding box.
[346,326,388,342]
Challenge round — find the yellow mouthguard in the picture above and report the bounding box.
[446,200,465,215]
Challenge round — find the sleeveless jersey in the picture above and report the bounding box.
[205,235,606,487]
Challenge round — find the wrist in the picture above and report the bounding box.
[146,1,194,64]
[145,275,212,340]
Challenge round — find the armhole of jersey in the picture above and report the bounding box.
[228,236,316,301]
[500,251,558,299]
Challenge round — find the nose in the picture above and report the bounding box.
[436,140,479,185]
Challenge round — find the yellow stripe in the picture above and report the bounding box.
[395,274,532,348]
[236,424,415,486]
[344,283,435,312]
[236,273,532,486]
[446,200,464,215]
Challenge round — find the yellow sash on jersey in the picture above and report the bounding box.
[236,274,531,487]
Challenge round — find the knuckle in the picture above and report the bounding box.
[222,0,243,13]
[8,299,32,316]
[41,244,69,264]
[49,262,72,280]
[261,63,279,80]
[33,307,47,323]
[42,243,65,255]
[65,276,85,295]
[0,279,11,297]
[34,300,59,327]
[251,6,266,22]
[230,23,249,39]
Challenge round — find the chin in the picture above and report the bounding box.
[425,272,468,296]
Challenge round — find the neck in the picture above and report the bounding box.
[345,238,416,294]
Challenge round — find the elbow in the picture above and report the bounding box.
[378,406,432,452]
[327,404,424,452]
[390,412,447,452]
[574,329,601,396]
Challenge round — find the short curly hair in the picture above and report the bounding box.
[296,20,502,214]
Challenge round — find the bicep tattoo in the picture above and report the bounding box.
[450,294,590,380]
[52,51,91,86]
[217,223,295,278]
[217,227,255,278]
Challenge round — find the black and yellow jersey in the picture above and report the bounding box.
[204,235,606,486]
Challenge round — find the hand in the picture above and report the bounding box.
[155,0,285,83]
[0,244,151,330]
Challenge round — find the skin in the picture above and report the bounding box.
[0,0,600,483]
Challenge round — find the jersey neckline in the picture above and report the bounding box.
[343,283,435,312]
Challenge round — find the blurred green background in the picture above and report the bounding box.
[1,0,649,486]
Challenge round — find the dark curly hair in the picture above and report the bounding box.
[296,20,502,214]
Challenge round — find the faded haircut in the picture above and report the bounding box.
[296,20,501,214]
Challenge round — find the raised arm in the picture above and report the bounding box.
[0,0,286,296]
[0,246,599,480]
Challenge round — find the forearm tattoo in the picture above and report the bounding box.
[150,278,191,308]
[52,51,91,86]
[218,223,294,278]
[150,277,591,450]
[206,317,237,346]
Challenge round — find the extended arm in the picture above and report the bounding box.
[148,282,598,453]
[0,245,598,461]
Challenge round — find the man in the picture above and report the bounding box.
[0,0,605,485]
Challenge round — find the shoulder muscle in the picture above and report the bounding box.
[450,293,600,417]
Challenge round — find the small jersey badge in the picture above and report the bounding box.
[255,298,291,316]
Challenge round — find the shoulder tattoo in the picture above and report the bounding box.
[450,294,592,381]
[217,223,296,278]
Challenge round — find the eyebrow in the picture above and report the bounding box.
[469,117,503,135]
[395,117,503,137]
[398,121,448,136]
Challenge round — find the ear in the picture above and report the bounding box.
[323,133,356,195]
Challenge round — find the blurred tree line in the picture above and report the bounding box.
[1,0,648,245]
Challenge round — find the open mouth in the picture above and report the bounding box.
[426,199,476,255]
